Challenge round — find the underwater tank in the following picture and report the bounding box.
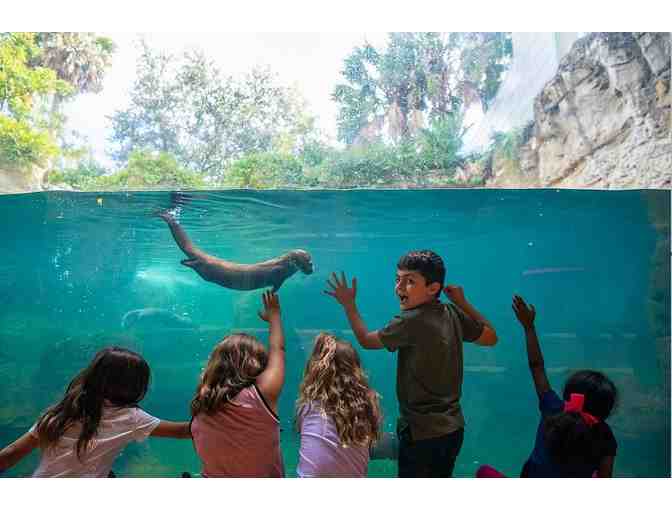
[0,188,669,477]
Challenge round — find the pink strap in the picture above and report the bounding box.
[476,465,506,478]
[564,393,599,426]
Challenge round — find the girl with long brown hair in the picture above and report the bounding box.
[295,332,382,477]
[190,291,286,477]
[0,346,191,477]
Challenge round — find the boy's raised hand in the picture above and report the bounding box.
[258,290,281,322]
[324,271,357,307]
[512,294,535,329]
[443,285,466,306]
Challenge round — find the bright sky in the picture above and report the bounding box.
[64,32,391,167]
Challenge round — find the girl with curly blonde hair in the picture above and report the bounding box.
[295,332,382,477]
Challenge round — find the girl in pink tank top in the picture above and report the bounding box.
[191,291,286,477]
[295,332,383,477]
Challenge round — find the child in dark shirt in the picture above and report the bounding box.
[479,295,618,477]
[325,250,498,477]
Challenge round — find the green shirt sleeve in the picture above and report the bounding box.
[379,314,414,352]
[447,303,484,342]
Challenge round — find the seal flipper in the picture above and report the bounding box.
[181,258,199,268]
[170,191,193,208]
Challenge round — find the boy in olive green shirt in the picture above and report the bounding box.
[325,250,497,477]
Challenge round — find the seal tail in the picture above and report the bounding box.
[152,191,194,222]
[170,191,193,209]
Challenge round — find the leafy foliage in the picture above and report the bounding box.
[222,152,305,189]
[332,32,512,145]
[31,33,115,97]
[0,33,72,119]
[0,33,71,170]
[109,42,316,177]
[490,126,527,162]
[0,115,58,168]
[1,33,507,190]
[46,157,107,188]
[49,150,205,190]
[95,150,205,189]
[417,113,465,171]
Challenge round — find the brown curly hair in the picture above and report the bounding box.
[295,332,382,447]
[191,333,268,416]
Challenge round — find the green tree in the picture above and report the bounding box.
[417,113,465,171]
[95,149,205,190]
[30,32,115,132]
[332,32,512,145]
[0,33,71,169]
[46,155,107,189]
[0,115,58,168]
[110,42,317,178]
[222,152,305,189]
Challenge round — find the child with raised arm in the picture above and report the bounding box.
[295,332,382,477]
[0,347,191,477]
[325,250,498,477]
[190,290,285,477]
[509,295,618,477]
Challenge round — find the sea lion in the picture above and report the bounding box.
[121,308,196,330]
[157,210,314,292]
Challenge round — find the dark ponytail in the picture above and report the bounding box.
[544,369,618,474]
[543,412,600,471]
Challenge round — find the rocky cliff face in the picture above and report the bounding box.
[491,32,671,189]
[0,164,49,194]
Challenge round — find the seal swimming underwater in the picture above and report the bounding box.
[121,308,196,330]
[157,208,314,292]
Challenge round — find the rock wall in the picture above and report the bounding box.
[0,164,49,194]
[463,32,583,153]
[505,32,671,189]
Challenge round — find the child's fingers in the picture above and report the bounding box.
[323,290,336,298]
[352,277,357,292]
[326,278,337,291]
[340,271,347,286]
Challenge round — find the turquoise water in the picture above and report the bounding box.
[0,189,669,477]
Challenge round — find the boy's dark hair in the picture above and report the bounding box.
[397,250,445,297]
[543,370,618,474]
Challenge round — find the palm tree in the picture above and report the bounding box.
[31,33,115,129]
